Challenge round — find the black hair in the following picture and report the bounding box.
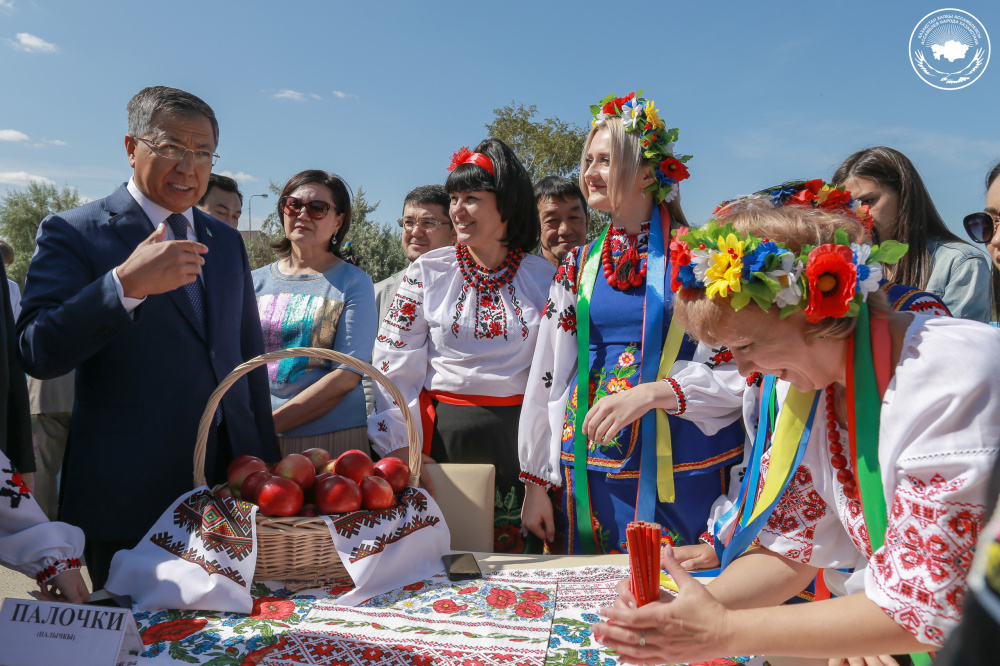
[986,161,1000,319]
[445,138,540,253]
[272,170,353,258]
[833,146,964,290]
[403,184,450,218]
[534,175,587,212]
[200,173,243,205]
[127,86,219,146]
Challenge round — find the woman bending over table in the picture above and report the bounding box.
[254,170,377,456]
[368,138,555,553]
[593,199,1000,663]
[518,91,744,556]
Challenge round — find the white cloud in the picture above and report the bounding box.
[331,90,359,100]
[0,1,14,10]
[0,129,29,142]
[310,93,322,100]
[46,139,67,146]
[7,32,58,53]
[216,170,257,182]
[0,171,55,186]
[273,89,306,101]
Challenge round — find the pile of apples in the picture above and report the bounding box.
[218,448,411,517]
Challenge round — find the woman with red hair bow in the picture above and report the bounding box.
[368,138,554,553]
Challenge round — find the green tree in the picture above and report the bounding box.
[486,102,608,240]
[344,186,407,283]
[0,182,83,287]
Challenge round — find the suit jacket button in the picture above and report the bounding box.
[209,350,216,360]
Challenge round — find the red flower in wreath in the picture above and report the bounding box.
[818,188,851,210]
[601,92,635,114]
[250,596,296,620]
[658,158,690,182]
[520,589,550,602]
[432,598,468,614]
[514,600,546,618]
[141,617,207,644]
[669,228,693,292]
[804,244,857,323]
[486,587,518,608]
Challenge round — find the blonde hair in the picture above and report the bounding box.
[579,117,651,211]
[675,201,889,345]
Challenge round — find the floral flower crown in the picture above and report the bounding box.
[669,220,907,323]
[590,90,690,204]
[714,179,875,235]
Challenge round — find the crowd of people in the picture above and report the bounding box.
[0,84,999,664]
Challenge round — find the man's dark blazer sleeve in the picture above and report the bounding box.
[238,243,278,460]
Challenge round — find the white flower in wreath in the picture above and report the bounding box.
[594,112,611,125]
[767,251,804,309]
[621,99,644,130]
[851,243,883,300]
[665,142,676,155]
[663,185,678,203]
[690,248,711,283]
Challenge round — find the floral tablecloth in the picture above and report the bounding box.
[118,565,761,666]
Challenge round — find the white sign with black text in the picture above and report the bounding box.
[0,597,142,666]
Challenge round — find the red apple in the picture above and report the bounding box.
[334,449,375,484]
[256,477,304,517]
[315,474,362,514]
[319,460,337,476]
[227,455,264,478]
[228,456,268,493]
[213,484,233,499]
[298,503,319,517]
[360,476,395,510]
[302,447,333,473]
[374,457,410,493]
[275,453,316,492]
[315,471,333,485]
[267,462,278,473]
[241,469,272,504]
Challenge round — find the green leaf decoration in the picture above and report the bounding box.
[779,304,800,319]
[589,104,601,117]
[870,240,908,264]
[731,290,752,311]
[751,272,781,291]
[834,228,850,246]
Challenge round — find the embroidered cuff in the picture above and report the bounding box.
[36,557,82,586]
[662,377,687,415]
[699,531,715,547]
[519,471,556,490]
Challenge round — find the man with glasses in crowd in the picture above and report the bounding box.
[16,85,277,590]
[366,185,455,414]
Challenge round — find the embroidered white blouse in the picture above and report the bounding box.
[367,247,555,456]
[516,238,747,489]
[0,449,84,585]
[751,315,1000,646]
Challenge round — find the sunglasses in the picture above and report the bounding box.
[281,196,337,220]
[963,211,1000,244]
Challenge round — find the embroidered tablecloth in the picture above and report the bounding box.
[118,565,760,666]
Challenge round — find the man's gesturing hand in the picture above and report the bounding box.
[117,222,208,299]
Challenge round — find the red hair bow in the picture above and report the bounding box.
[448,147,495,175]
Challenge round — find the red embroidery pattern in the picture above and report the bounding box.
[664,377,687,415]
[558,305,577,334]
[173,490,256,562]
[869,473,983,643]
[760,464,828,564]
[149,532,246,585]
[554,253,578,294]
[705,347,734,369]
[386,293,419,332]
[518,471,556,491]
[36,557,82,585]
[1,466,31,509]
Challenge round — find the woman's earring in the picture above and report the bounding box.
[641,192,646,199]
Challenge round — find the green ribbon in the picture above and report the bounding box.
[571,224,610,554]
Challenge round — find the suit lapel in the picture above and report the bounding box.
[107,185,207,342]
[193,209,218,345]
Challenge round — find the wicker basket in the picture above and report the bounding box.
[193,347,422,582]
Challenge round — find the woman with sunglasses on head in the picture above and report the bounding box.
[517,92,744,556]
[962,161,1000,323]
[367,139,555,553]
[253,170,377,457]
[834,146,991,322]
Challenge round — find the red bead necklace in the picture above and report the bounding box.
[601,227,646,290]
[825,385,858,501]
[455,244,524,291]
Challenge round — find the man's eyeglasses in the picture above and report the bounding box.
[281,196,338,220]
[397,217,452,231]
[134,137,219,166]
[963,210,1000,244]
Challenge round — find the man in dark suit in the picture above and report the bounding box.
[17,86,278,590]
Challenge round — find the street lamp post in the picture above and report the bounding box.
[247,193,269,237]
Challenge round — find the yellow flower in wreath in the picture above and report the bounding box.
[705,233,745,299]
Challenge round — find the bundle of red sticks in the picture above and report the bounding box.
[626,521,662,607]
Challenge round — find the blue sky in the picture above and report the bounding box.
[2,1,998,243]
